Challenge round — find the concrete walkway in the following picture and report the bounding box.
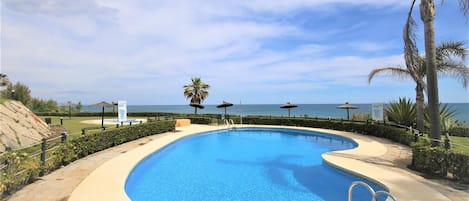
[4,125,469,201]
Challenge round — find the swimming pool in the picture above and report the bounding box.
[125,128,387,201]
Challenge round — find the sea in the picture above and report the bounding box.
[82,103,469,124]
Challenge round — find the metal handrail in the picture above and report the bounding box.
[348,181,376,201]
[223,119,235,128]
[348,181,398,201]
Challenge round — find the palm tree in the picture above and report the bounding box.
[183,77,210,114]
[409,0,469,146]
[369,41,468,132]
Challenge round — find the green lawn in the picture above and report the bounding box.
[40,116,147,138]
[41,116,102,136]
[451,136,469,153]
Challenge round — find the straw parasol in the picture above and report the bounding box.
[189,102,205,115]
[90,101,113,128]
[336,102,359,120]
[280,102,298,117]
[62,101,76,119]
[189,102,205,109]
[216,101,233,117]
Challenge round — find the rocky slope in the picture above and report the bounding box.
[0,100,52,152]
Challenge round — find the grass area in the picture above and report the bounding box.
[451,136,469,153]
[4,116,147,155]
[41,116,102,136]
[40,116,147,137]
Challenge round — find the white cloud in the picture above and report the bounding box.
[1,0,117,18]
[1,0,466,104]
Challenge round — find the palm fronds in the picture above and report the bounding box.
[385,97,416,127]
[368,67,411,84]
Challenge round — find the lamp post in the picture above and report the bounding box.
[11,89,16,100]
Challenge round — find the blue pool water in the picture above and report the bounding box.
[125,128,387,201]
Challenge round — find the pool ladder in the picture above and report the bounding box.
[348,181,398,201]
[223,119,235,128]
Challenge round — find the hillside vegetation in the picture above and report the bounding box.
[0,100,52,152]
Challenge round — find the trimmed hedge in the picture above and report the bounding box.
[449,127,469,137]
[411,141,469,183]
[242,116,414,145]
[0,120,175,198]
[71,120,175,158]
[186,117,212,124]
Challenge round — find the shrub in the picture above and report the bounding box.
[71,120,175,158]
[0,152,40,196]
[411,142,469,183]
[0,120,175,199]
[449,126,469,137]
[187,117,212,124]
[242,116,414,145]
[385,97,416,127]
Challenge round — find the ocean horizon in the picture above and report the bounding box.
[82,103,469,124]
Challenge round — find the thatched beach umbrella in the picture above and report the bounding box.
[189,102,205,109]
[280,102,298,117]
[189,102,204,115]
[217,101,233,117]
[336,102,359,120]
[90,101,113,128]
[62,101,76,119]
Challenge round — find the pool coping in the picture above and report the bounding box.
[68,125,452,201]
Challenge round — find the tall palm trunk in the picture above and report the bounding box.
[420,0,441,146]
[415,84,425,132]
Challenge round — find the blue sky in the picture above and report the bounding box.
[1,0,468,105]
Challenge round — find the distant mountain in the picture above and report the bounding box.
[0,100,53,152]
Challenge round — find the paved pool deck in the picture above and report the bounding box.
[5,125,469,201]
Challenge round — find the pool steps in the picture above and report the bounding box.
[348,181,398,201]
[223,119,235,128]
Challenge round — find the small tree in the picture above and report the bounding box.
[1,82,32,105]
[76,101,83,112]
[183,77,210,114]
[385,97,416,127]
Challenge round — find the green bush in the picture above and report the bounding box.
[0,152,40,196]
[449,127,469,137]
[411,142,469,183]
[242,116,414,145]
[187,117,212,124]
[71,120,175,158]
[0,120,175,199]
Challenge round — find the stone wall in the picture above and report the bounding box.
[0,100,52,152]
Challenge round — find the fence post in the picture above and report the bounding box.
[61,132,67,143]
[40,138,46,176]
